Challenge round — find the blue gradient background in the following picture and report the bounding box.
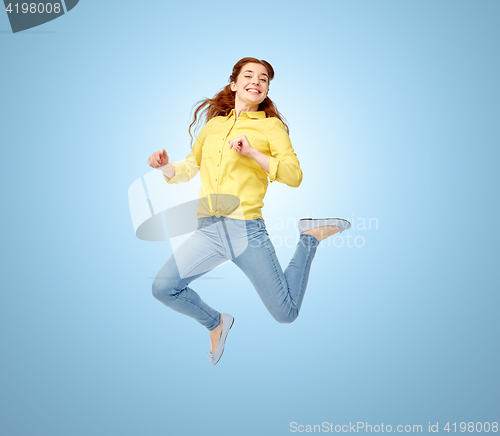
[1,1,499,435]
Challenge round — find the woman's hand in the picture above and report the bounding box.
[228,135,253,157]
[148,149,169,168]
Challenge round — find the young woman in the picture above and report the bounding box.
[148,57,351,365]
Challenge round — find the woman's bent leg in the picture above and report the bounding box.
[152,226,228,331]
[231,220,320,323]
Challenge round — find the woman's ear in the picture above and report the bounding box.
[230,81,236,92]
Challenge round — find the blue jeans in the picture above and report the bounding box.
[152,216,320,330]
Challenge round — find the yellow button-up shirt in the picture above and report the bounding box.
[164,109,302,220]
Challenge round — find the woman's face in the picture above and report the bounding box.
[230,62,269,109]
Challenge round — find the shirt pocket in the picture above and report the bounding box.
[246,133,270,156]
[202,134,220,159]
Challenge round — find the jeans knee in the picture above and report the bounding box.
[152,277,178,305]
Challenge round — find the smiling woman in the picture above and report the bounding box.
[188,57,289,144]
[146,57,352,366]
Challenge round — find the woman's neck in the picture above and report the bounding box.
[234,101,259,119]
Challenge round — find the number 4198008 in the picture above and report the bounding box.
[444,422,498,432]
[5,3,62,14]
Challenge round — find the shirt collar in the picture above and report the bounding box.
[225,108,266,120]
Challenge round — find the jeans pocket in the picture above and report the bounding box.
[245,219,261,231]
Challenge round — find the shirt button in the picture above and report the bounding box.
[215,179,217,181]
[217,164,219,167]
[219,150,221,153]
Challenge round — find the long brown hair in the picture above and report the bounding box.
[188,57,289,146]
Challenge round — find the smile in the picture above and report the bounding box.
[246,88,261,94]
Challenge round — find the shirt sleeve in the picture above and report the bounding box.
[163,121,211,184]
[266,117,303,187]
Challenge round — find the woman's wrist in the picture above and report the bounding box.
[248,147,270,173]
[248,147,260,159]
[160,163,175,179]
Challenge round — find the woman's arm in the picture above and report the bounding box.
[265,117,303,187]
[158,121,213,184]
[248,148,270,173]
[148,149,178,180]
[229,121,302,188]
[228,135,270,172]
[160,163,176,179]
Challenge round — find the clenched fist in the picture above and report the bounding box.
[228,135,254,157]
[148,149,169,168]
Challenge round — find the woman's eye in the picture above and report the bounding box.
[260,79,267,82]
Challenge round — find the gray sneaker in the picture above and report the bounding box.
[208,313,234,366]
[298,218,351,234]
